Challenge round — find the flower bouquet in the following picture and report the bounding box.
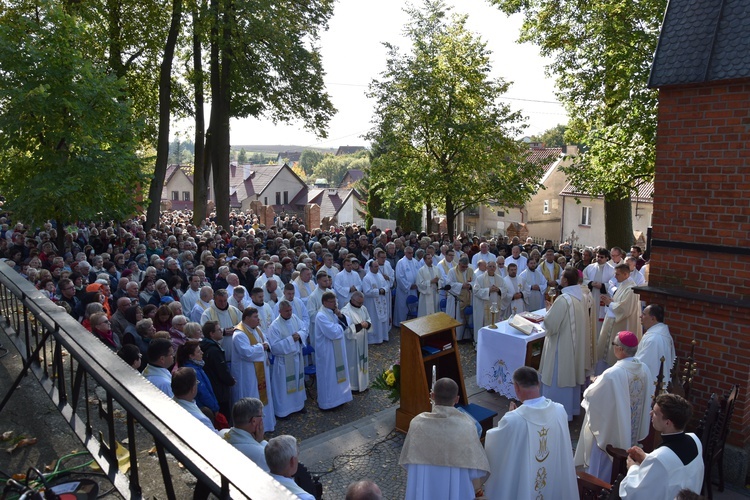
[371,363,400,403]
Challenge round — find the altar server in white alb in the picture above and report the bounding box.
[519,258,547,312]
[484,367,578,500]
[265,300,307,418]
[539,267,589,421]
[635,304,675,392]
[441,257,474,341]
[333,258,362,309]
[619,394,704,500]
[314,292,352,410]
[394,247,419,326]
[340,291,370,392]
[399,378,489,500]
[575,330,652,482]
[231,307,276,432]
[416,253,440,316]
[472,260,510,328]
[361,259,390,345]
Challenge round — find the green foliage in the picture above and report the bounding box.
[0,2,147,227]
[238,148,248,164]
[531,124,568,148]
[299,149,326,176]
[492,0,665,247]
[311,153,369,187]
[366,0,536,238]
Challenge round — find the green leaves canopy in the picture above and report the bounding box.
[366,0,537,237]
[0,2,147,228]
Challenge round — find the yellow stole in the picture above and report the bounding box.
[235,321,269,405]
[455,267,474,311]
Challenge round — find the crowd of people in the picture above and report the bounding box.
[0,209,701,499]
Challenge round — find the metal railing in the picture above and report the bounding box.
[0,264,294,499]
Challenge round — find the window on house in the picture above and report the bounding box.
[283,191,289,205]
[543,200,550,214]
[264,197,268,206]
[581,206,592,226]
[182,191,190,201]
[171,191,179,201]
[496,211,505,217]
[276,192,281,205]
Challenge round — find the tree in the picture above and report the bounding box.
[492,0,664,248]
[531,124,567,148]
[299,149,326,176]
[366,0,537,238]
[0,2,146,249]
[238,148,248,164]
[202,0,336,228]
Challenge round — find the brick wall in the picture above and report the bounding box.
[644,78,750,447]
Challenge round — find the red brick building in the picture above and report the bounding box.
[644,0,750,482]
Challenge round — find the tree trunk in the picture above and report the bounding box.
[445,196,455,241]
[425,200,432,234]
[55,218,65,255]
[604,188,634,250]
[191,4,207,227]
[145,0,182,229]
[209,0,231,229]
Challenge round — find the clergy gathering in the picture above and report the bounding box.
[0,212,733,500]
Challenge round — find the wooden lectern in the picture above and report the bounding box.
[395,313,465,433]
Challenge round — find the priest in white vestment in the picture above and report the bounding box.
[471,260,488,335]
[472,261,511,330]
[470,242,496,269]
[314,292,353,409]
[416,253,440,316]
[265,301,307,418]
[519,258,547,312]
[341,292,370,392]
[248,287,275,332]
[306,271,331,347]
[375,249,395,330]
[394,247,419,326]
[484,367,577,500]
[506,245,528,274]
[399,378,490,500]
[635,304,675,392]
[619,394,704,500]
[274,284,309,332]
[436,250,456,308]
[292,267,315,305]
[575,331,652,482]
[596,264,642,373]
[231,307,276,432]
[362,260,390,344]
[333,258,362,308]
[540,249,563,296]
[503,263,526,317]
[441,257,474,340]
[582,250,616,336]
[539,268,589,421]
[200,290,242,363]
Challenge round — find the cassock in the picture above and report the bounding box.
[442,266,474,340]
[519,267,547,312]
[619,433,704,500]
[362,270,390,344]
[394,256,419,326]
[416,264,440,316]
[582,262,615,335]
[341,302,370,391]
[472,272,511,329]
[503,274,526,317]
[399,405,490,500]
[539,285,588,420]
[265,314,307,417]
[230,323,276,432]
[314,307,353,409]
[200,303,242,362]
[292,277,315,305]
[333,269,362,309]
[484,397,577,500]
[575,357,652,481]
[634,322,675,392]
[596,278,641,371]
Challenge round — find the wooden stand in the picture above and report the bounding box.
[395,313,465,434]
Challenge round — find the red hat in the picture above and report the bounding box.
[85,283,103,293]
[617,330,638,348]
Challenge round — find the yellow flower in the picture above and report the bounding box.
[386,372,396,386]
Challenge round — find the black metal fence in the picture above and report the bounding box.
[0,264,294,499]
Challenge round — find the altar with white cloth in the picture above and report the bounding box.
[476,309,547,399]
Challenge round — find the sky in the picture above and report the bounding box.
[175,0,568,149]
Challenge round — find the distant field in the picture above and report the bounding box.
[231,145,336,154]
